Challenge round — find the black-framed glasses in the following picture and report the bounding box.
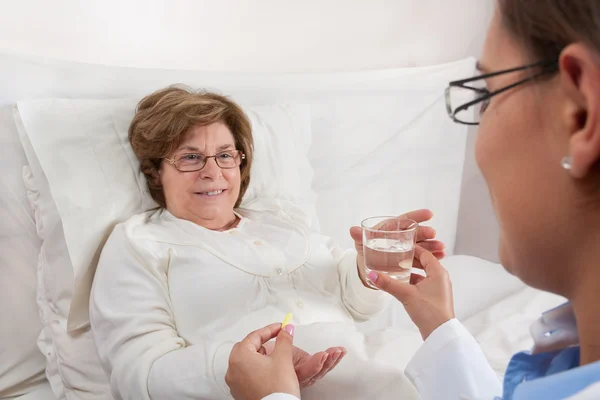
[164,150,245,172]
[446,60,559,125]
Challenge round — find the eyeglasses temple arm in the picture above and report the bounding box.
[454,70,555,115]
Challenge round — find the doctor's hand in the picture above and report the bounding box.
[349,209,446,287]
[226,323,300,400]
[368,246,455,340]
[262,339,346,387]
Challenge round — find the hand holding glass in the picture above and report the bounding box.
[361,217,418,288]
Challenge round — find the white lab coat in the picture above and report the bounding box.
[90,199,422,400]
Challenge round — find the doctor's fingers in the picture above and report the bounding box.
[411,245,444,271]
[271,325,295,361]
[349,226,362,246]
[399,209,434,224]
[240,323,282,352]
[413,246,446,276]
[416,225,437,242]
[415,241,445,258]
[350,225,440,246]
[370,271,418,303]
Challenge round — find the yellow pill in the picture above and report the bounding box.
[281,313,293,328]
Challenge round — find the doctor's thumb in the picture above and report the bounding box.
[272,324,295,360]
[368,270,415,303]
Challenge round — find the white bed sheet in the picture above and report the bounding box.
[464,286,566,378]
[15,381,57,400]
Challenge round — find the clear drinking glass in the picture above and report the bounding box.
[361,216,419,289]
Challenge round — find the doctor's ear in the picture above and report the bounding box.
[559,43,600,178]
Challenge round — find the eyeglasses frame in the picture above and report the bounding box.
[164,149,246,172]
[445,59,559,125]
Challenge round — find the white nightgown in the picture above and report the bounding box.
[90,198,422,400]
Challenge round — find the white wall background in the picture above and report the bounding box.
[0,0,494,71]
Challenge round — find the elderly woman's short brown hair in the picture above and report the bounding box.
[129,85,253,208]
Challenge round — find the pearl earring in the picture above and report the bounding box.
[561,156,573,170]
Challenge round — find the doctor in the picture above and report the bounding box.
[225,0,600,399]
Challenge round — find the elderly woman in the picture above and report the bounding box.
[89,87,444,400]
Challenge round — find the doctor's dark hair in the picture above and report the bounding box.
[128,85,253,208]
[498,0,600,62]
[499,0,600,187]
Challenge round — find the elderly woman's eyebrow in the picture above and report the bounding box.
[177,145,200,153]
[175,143,234,153]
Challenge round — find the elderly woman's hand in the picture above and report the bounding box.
[349,209,446,287]
[262,341,346,388]
[368,246,455,340]
[226,323,300,400]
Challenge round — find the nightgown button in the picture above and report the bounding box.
[296,300,304,309]
[276,268,283,275]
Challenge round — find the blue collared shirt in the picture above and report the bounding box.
[500,303,600,400]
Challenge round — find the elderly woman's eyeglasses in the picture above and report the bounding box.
[164,150,245,172]
[445,60,559,125]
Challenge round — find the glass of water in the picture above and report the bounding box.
[361,216,419,289]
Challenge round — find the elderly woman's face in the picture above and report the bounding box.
[159,122,241,230]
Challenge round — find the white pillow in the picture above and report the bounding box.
[310,91,467,253]
[15,98,313,399]
[0,106,46,398]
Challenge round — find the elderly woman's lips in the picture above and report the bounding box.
[195,189,226,197]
